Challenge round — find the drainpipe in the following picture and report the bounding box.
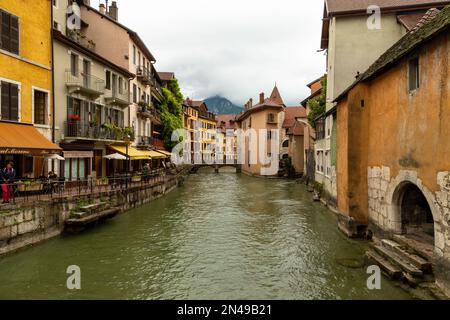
[50,1,56,173]
[51,1,56,144]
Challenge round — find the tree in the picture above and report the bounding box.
[307,76,327,127]
[158,79,184,150]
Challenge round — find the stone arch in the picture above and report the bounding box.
[385,170,443,253]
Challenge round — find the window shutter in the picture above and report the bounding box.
[1,82,10,120]
[1,11,10,52]
[10,83,19,121]
[67,96,73,116]
[10,15,18,54]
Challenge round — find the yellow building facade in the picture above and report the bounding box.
[0,0,59,178]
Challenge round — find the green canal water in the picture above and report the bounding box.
[0,170,414,300]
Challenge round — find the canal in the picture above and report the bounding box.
[0,170,414,299]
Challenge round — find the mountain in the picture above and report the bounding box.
[204,96,243,115]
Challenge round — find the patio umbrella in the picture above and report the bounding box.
[45,154,65,161]
[104,153,127,160]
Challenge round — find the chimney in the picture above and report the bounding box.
[259,92,264,104]
[249,98,253,109]
[99,4,106,15]
[108,1,119,21]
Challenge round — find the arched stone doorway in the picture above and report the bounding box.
[391,181,436,242]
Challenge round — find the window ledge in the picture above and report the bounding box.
[34,124,50,129]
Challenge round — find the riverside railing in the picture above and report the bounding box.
[1,168,178,205]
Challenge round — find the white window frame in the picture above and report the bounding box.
[0,77,22,122]
[325,149,331,178]
[32,86,50,127]
[316,149,324,174]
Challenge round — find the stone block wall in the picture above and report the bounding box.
[0,173,185,257]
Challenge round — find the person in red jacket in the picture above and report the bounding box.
[1,162,16,204]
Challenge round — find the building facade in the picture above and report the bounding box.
[0,0,60,178]
[334,6,450,294]
[316,0,450,205]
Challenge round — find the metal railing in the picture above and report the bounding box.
[65,70,105,95]
[136,65,152,84]
[137,105,162,121]
[105,88,130,105]
[65,121,135,141]
[136,136,165,148]
[1,168,182,206]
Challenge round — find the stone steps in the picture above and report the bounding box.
[373,244,424,277]
[366,250,402,279]
[392,234,435,262]
[366,236,435,289]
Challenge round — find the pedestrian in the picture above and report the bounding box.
[1,162,16,204]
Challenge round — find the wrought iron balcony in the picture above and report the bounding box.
[66,30,96,51]
[136,65,152,85]
[136,136,164,148]
[65,70,105,98]
[104,88,130,107]
[137,105,162,124]
[64,121,134,142]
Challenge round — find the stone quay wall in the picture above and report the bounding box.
[0,170,188,257]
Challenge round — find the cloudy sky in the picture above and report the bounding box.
[91,0,326,106]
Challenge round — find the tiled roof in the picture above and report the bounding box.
[397,12,428,30]
[158,72,175,81]
[216,114,238,129]
[335,5,450,102]
[283,107,307,129]
[269,86,285,106]
[326,0,449,15]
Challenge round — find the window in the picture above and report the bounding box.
[133,45,136,65]
[316,150,324,173]
[282,140,289,148]
[138,52,141,66]
[315,117,325,140]
[133,84,137,103]
[267,113,276,123]
[267,130,273,140]
[0,9,20,54]
[118,77,123,94]
[33,89,48,125]
[325,150,331,177]
[409,57,420,91]
[138,88,141,102]
[53,21,60,31]
[0,81,19,121]
[70,53,78,76]
[105,70,111,90]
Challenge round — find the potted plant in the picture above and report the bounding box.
[96,177,109,186]
[68,114,81,121]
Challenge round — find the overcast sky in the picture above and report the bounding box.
[91,0,325,106]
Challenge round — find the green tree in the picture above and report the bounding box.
[158,79,184,150]
[307,75,327,127]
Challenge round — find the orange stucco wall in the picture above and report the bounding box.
[337,31,450,224]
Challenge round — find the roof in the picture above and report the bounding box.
[335,6,450,102]
[82,3,156,62]
[283,107,307,129]
[216,114,238,129]
[397,12,428,30]
[0,122,61,154]
[53,30,135,78]
[301,88,322,106]
[286,121,306,136]
[325,0,449,15]
[158,72,175,81]
[320,0,450,49]
[269,86,284,105]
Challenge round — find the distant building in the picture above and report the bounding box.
[236,86,285,177]
[216,114,239,162]
[282,107,307,174]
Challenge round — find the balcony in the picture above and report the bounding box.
[104,89,130,107]
[137,105,162,125]
[67,30,96,51]
[136,65,152,85]
[65,121,135,142]
[136,136,165,148]
[65,71,105,98]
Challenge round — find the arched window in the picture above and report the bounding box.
[282,140,289,148]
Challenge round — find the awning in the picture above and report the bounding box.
[156,150,172,158]
[109,145,151,160]
[147,150,166,159]
[0,122,61,156]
